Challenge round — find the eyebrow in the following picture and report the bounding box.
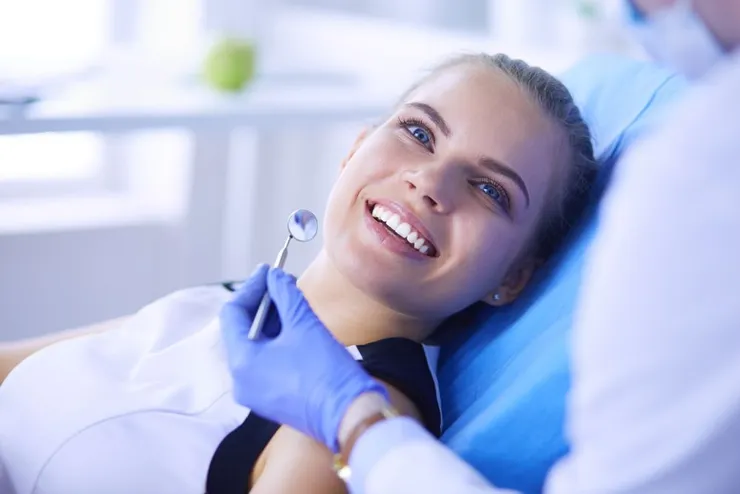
[407,101,530,208]
[478,156,530,208]
[407,102,451,137]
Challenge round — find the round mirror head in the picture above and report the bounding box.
[287,209,318,242]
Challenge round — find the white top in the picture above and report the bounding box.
[346,50,740,494]
[0,286,242,494]
[0,283,442,494]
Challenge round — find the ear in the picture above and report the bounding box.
[339,127,371,172]
[481,258,539,307]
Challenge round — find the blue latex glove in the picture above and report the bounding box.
[220,264,390,452]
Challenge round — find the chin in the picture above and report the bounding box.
[323,201,449,316]
[331,245,448,318]
[331,246,402,303]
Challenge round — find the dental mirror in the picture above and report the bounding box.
[288,208,319,242]
[247,209,318,340]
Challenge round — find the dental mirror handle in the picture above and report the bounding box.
[247,236,292,340]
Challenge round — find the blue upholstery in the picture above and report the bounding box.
[436,54,686,493]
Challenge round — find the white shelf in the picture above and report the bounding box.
[0,76,391,135]
[0,6,590,136]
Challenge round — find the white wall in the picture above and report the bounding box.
[0,225,185,340]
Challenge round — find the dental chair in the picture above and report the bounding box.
[436,54,687,493]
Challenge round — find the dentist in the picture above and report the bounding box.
[221,1,740,492]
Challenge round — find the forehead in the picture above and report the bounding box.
[403,65,568,207]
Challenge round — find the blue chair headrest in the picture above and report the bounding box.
[436,54,686,493]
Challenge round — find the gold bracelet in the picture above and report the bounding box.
[332,404,400,481]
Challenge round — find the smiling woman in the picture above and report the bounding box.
[0,53,595,494]
[319,53,596,324]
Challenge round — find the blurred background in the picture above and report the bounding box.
[0,0,640,340]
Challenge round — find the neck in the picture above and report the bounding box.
[296,250,439,346]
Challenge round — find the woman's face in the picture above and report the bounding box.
[323,64,569,320]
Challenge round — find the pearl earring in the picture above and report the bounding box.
[493,293,501,301]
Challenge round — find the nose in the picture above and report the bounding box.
[401,164,454,213]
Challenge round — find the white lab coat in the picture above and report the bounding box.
[348,49,740,494]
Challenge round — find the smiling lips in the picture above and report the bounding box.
[368,202,438,257]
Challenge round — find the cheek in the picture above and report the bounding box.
[326,136,404,212]
[351,132,407,179]
[322,137,400,243]
[411,223,523,317]
[321,174,353,249]
[448,218,522,292]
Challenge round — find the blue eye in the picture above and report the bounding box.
[398,117,434,148]
[477,181,510,210]
[408,125,431,145]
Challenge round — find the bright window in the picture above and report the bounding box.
[0,0,108,78]
[0,0,109,187]
[0,133,103,183]
[0,0,206,192]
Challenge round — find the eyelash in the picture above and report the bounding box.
[473,177,511,212]
[397,116,511,212]
[398,117,435,148]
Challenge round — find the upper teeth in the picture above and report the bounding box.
[371,204,432,255]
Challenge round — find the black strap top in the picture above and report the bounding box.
[205,336,441,493]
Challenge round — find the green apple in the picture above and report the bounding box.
[203,37,257,93]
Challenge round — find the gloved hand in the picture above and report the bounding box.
[220,264,390,452]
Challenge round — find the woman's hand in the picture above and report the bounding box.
[220,265,389,452]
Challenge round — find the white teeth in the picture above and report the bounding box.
[386,214,401,229]
[395,222,411,237]
[372,204,392,222]
[369,203,434,256]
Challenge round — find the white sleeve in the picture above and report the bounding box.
[545,55,740,494]
[348,417,518,494]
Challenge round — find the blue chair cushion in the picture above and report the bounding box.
[436,54,686,494]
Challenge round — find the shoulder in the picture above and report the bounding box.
[351,338,442,436]
[622,54,740,177]
[604,54,740,232]
[142,283,236,315]
[119,283,235,342]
